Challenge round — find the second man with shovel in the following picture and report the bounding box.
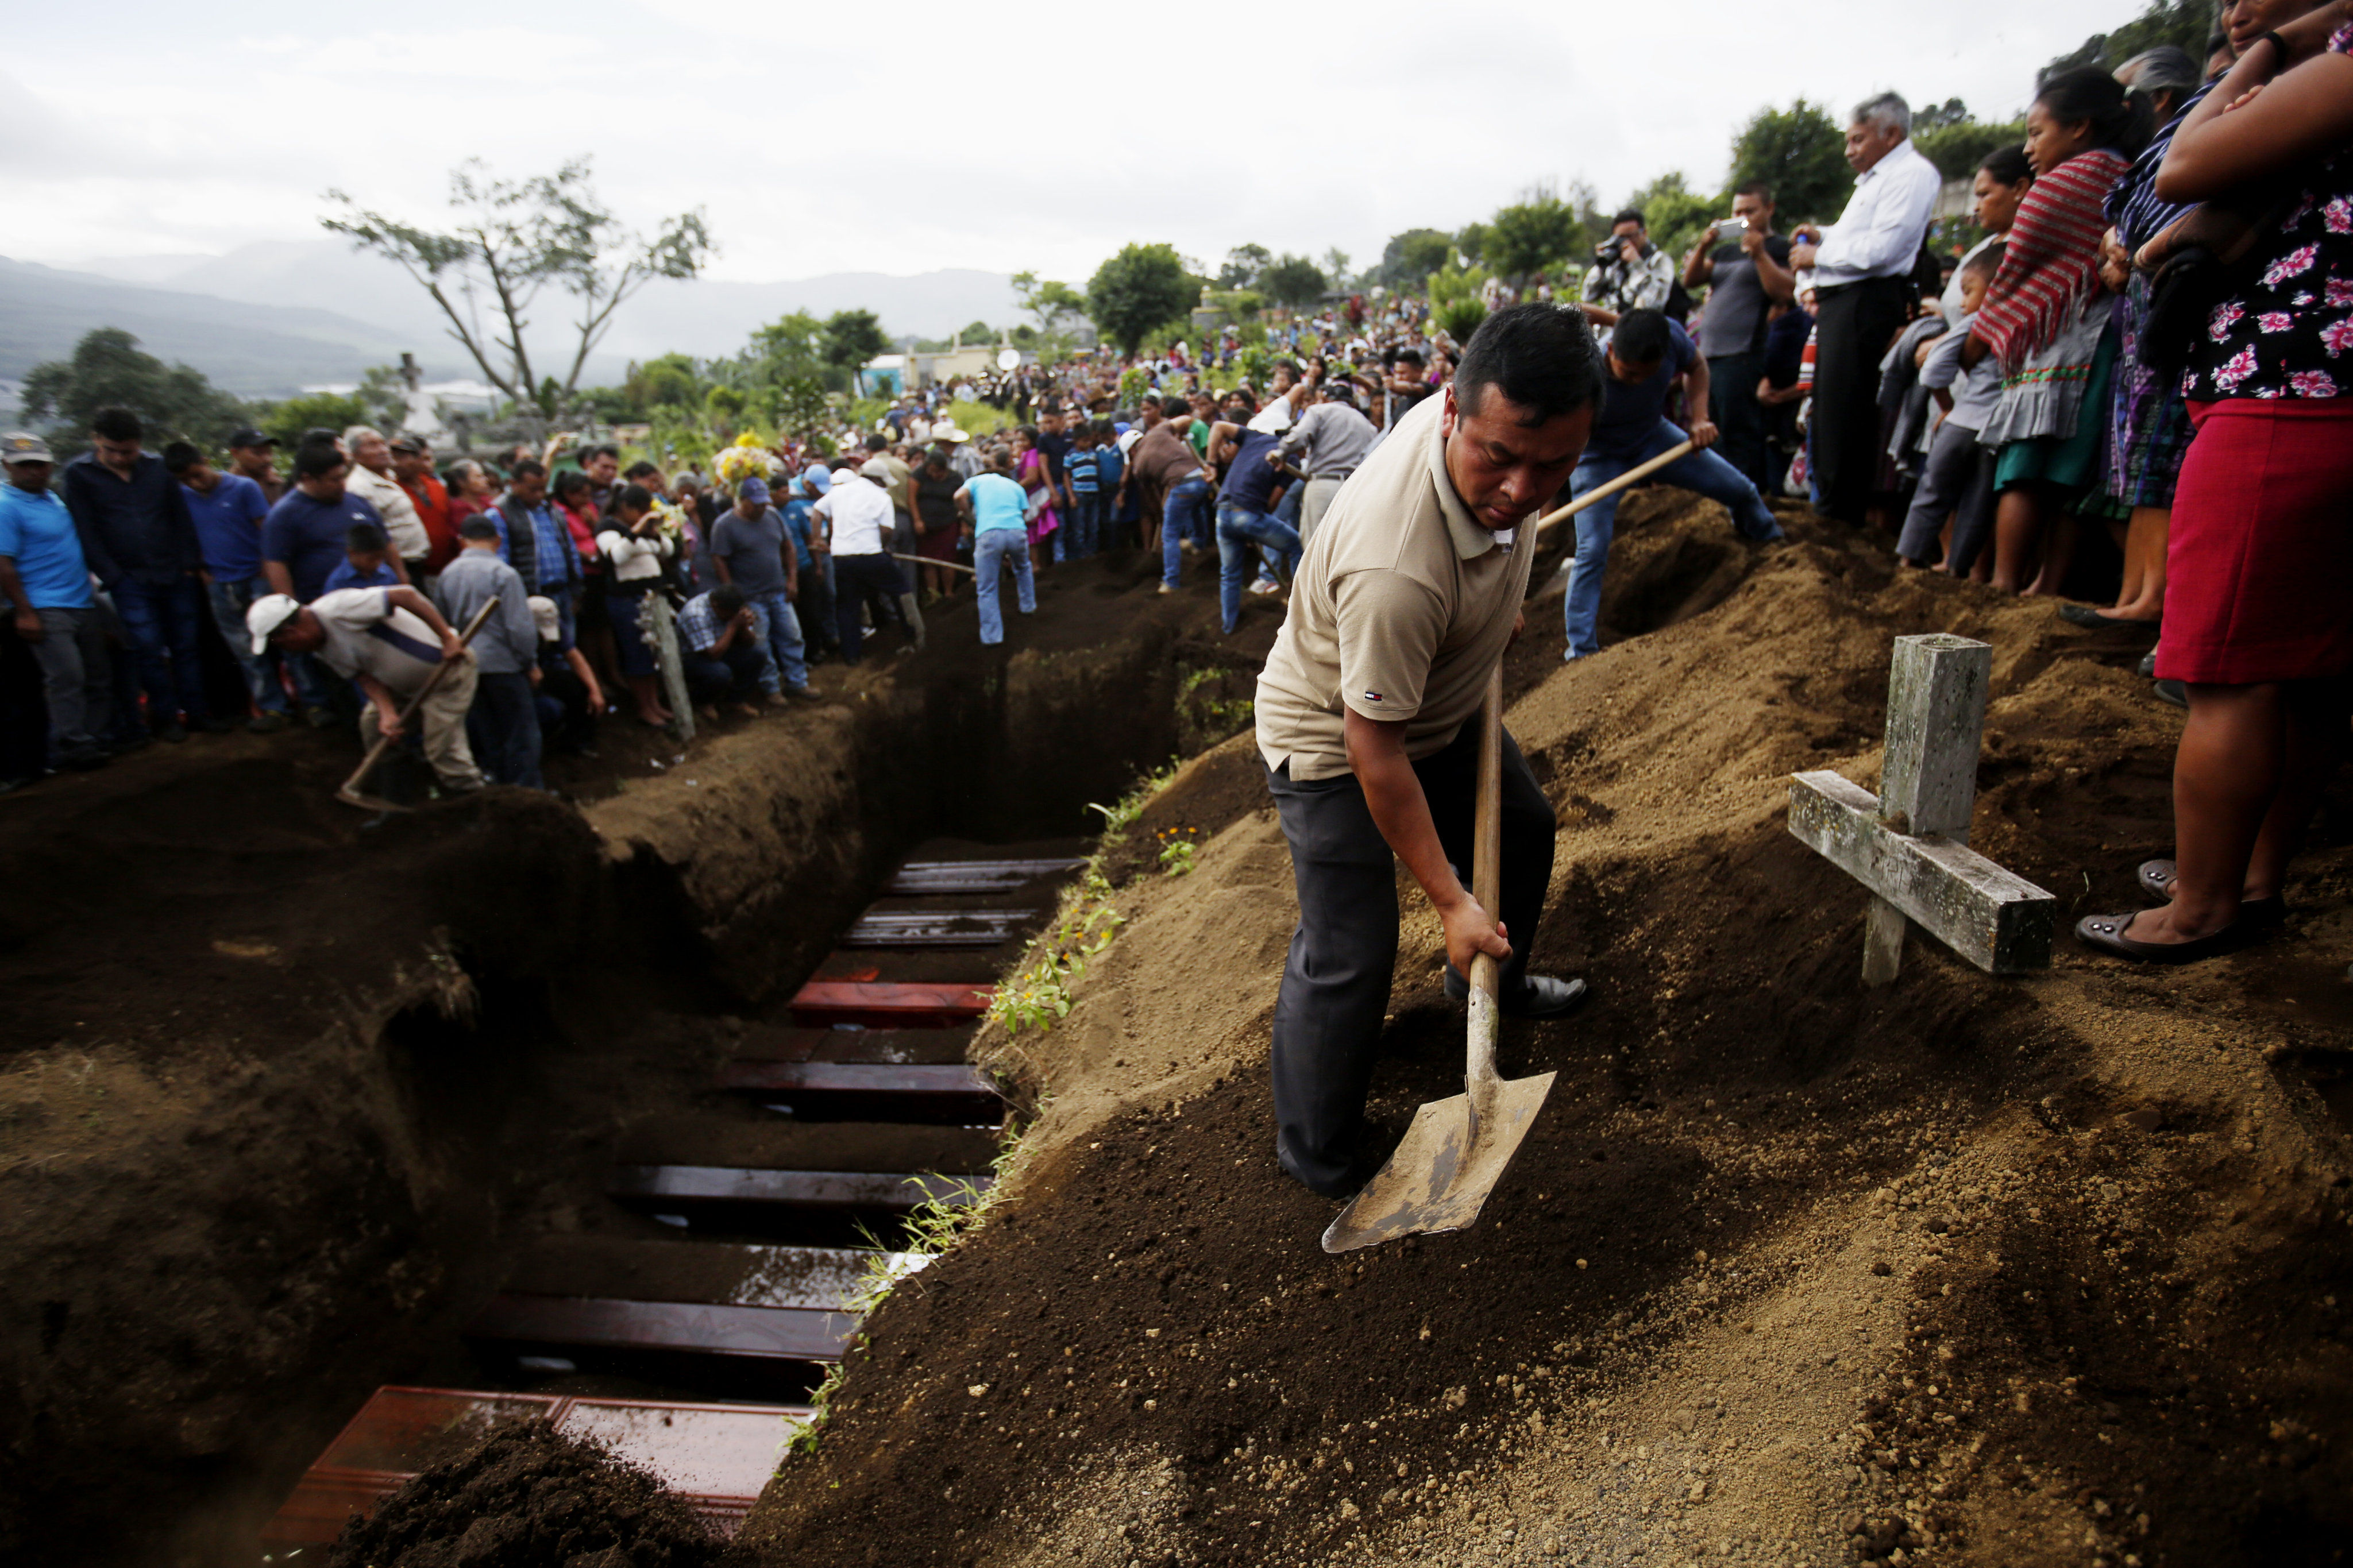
[1254,304,1603,1200]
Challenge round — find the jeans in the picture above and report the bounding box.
[1704,350,1769,490]
[1264,720,1556,1195]
[28,606,111,754]
[109,574,209,727]
[1216,504,1301,634]
[1064,492,1105,559]
[1563,418,1782,660]
[745,590,808,691]
[1161,477,1210,588]
[682,642,773,702]
[206,576,291,715]
[974,530,1036,644]
[466,669,543,789]
[831,553,903,666]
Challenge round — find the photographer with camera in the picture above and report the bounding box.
[1578,210,1677,333]
[1681,184,1796,489]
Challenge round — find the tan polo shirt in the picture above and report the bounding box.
[1254,393,1533,782]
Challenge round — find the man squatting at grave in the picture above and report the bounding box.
[1253,304,1603,1200]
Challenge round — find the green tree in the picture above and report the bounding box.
[1011,271,1087,334]
[1218,244,1273,289]
[1085,243,1198,356]
[323,155,711,416]
[253,391,368,450]
[630,352,704,410]
[765,376,831,440]
[1322,248,1355,292]
[1727,99,1854,227]
[1455,222,1491,266]
[1425,250,1491,343]
[1914,117,2029,180]
[1378,228,1454,289]
[821,309,890,370]
[1623,172,1718,261]
[1259,253,1328,309]
[1485,196,1584,280]
[957,318,994,345]
[2046,0,2212,75]
[742,312,826,383]
[19,329,250,454]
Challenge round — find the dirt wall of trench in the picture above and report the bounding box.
[0,578,1211,1566]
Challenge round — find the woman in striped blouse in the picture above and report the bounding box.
[1961,68,2153,595]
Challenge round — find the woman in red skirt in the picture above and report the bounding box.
[2078,7,2353,961]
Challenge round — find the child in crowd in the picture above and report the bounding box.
[1091,418,1128,554]
[1899,245,2007,577]
[323,522,399,592]
[1062,423,1102,559]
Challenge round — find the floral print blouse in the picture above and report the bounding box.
[2183,20,2353,401]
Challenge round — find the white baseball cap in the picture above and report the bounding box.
[245,593,302,654]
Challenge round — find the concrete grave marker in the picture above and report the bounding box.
[1786,634,2056,986]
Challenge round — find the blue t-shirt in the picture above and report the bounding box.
[1591,318,1698,461]
[1217,430,1284,512]
[181,472,271,581]
[323,559,400,593]
[781,497,817,570]
[1095,442,1125,489]
[264,489,387,602]
[1064,448,1102,494]
[0,483,94,610]
[962,473,1028,534]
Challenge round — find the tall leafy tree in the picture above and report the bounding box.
[1259,254,1329,309]
[1727,99,1854,227]
[1011,272,1087,335]
[19,329,250,454]
[1484,196,1585,280]
[1218,244,1274,289]
[2046,0,2213,76]
[1378,229,1455,289]
[821,310,890,371]
[1622,172,1717,260]
[323,156,711,416]
[1086,244,1198,355]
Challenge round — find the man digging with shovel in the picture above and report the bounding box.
[249,584,485,796]
[1255,303,1603,1205]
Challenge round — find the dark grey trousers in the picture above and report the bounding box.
[1264,719,1557,1194]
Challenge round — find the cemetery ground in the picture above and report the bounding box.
[741,493,2353,1568]
[4,492,2350,1566]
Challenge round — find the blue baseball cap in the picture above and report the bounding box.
[736,477,770,504]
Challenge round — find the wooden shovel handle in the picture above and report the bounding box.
[1529,439,1695,538]
[338,597,499,802]
[1466,666,1505,1098]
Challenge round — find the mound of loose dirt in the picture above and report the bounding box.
[740,495,2353,1568]
[326,1420,732,1568]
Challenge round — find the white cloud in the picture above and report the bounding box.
[17,0,2142,282]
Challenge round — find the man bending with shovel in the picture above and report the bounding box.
[249,584,484,795]
[1255,304,1603,1201]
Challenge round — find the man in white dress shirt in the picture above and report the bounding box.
[1788,93,1942,527]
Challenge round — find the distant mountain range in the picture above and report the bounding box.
[2,241,1023,404]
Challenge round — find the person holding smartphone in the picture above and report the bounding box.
[1681,184,1796,490]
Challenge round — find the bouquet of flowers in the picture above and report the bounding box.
[712,432,783,488]
[642,496,689,547]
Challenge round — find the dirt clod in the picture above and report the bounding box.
[326,1422,732,1568]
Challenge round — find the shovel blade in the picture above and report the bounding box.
[1320,1070,1556,1253]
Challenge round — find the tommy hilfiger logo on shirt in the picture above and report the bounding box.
[1364,690,1383,702]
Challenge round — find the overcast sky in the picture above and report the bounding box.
[8,0,2142,284]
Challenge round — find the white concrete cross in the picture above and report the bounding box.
[1786,634,2057,986]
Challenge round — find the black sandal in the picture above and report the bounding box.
[2075,909,2257,964]
[2136,859,2286,926]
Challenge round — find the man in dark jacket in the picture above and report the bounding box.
[61,407,213,740]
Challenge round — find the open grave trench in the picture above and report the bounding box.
[7,497,2349,1568]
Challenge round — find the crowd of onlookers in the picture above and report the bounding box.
[1,0,2344,975]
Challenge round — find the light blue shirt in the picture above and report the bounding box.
[959,473,1028,534]
[0,482,94,610]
